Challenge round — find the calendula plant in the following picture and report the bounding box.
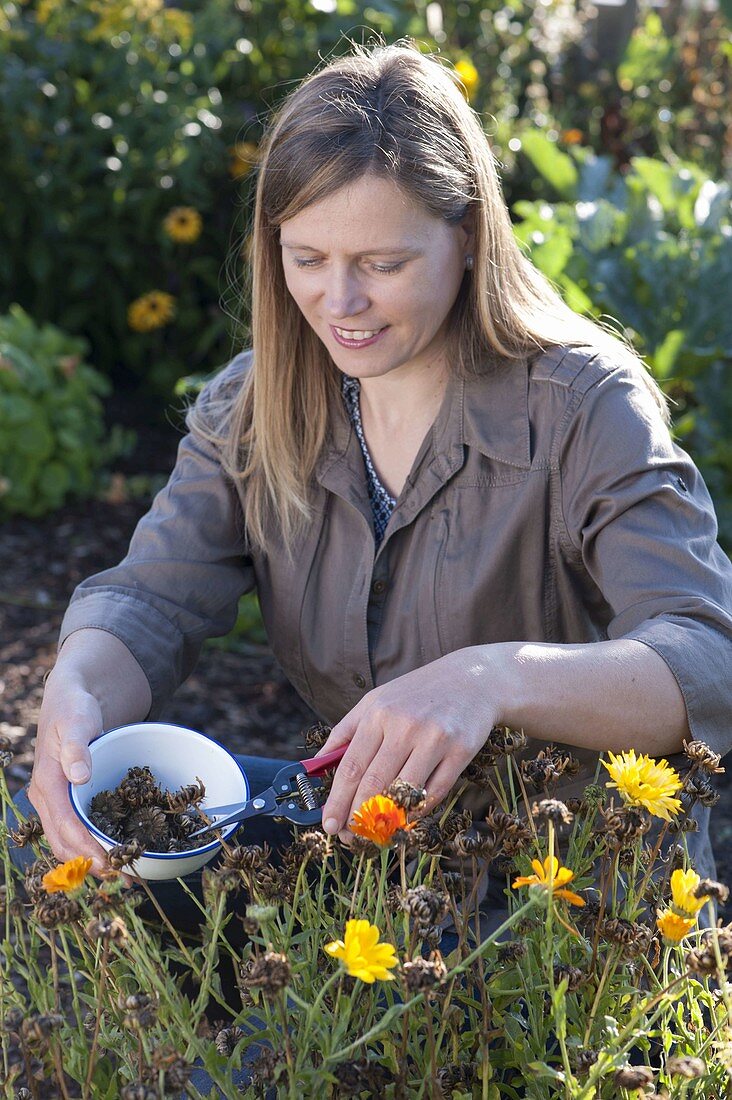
[1,729,730,1098]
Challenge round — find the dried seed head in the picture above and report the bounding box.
[601,805,650,849]
[253,864,288,902]
[165,777,206,813]
[215,1025,244,1057]
[666,1055,705,1079]
[1,1007,23,1032]
[297,830,330,862]
[302,722,332,752]
[408,819,444,854]
[401,951,447,995]
[601,918,651,956]
[249,1047,283,1088]
[241,950,292,998]
[145,1045,192,1091]
[384,778,427,812]
[441,809,472,842]
[120,1086,157,1100]
[222,843,270,873]
[436,1063,477,1094]
[451,829,499,860]
[694,878,729,904]
[20,1014,64,1046]
[668,814,700,834]
[348,835,381,860]
[9,817,44,848]
[33,894,81,929]
[553,963,586,991]
[682,774,720,807]
[532,799,573,827]
[496,941,527,965]
[401,886,449,927]
[614,1065,654,1090]
[118,992,157,1030]
[486,726,527,755]
[572,1049,599,1076]
[107,840,144,870]
[117,766,163,808]
[0,750,14,768]
[683,740,724,773]
[420,924,443,949]
[124,806,168,849]
[85,915,128,944]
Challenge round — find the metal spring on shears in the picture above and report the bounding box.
[295,772,319,811]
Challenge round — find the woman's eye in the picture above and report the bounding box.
[292,258,404,275]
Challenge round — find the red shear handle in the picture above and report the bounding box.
[300,743,348,778]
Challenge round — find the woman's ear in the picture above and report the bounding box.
[460,205,476,252]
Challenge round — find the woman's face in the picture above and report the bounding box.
[279,173,473,384]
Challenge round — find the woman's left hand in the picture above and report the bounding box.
[314,649,501,841]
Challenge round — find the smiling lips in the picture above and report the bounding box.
[330,324,389,347]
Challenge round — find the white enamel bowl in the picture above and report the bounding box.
[69,722,249,881]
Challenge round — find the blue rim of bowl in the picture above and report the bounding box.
[68,722,249,859]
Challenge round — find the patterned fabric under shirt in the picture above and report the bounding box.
[341,375,396,545]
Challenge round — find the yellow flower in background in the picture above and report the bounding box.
[229,141,261,181]
[603,749,683,821]
[455,59,479,101]
[127,291,176,333]
[324,919,398,983]
[512,855,585,907]
[671,868,710,917]
[163,207,202,244]
[657,908,697,945]
[42,856,93,894]
[350,794,413,847]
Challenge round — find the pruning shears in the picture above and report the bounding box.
[189,744,347,838]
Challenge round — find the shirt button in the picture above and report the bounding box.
[676,476,688,493]
[371,579,387,595]
[352,673,366,689]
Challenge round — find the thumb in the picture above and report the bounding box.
[57,721,96,785]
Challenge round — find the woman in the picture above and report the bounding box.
[16,41,732,904]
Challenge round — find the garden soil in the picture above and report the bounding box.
[1,401,730,893]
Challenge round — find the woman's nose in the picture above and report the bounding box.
[323,267,369,319]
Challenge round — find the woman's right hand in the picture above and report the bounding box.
[28,668,110,875]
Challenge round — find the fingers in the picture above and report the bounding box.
[321,723,387,834]
[30,751,109,875]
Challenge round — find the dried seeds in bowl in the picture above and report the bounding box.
[88,766,215,852]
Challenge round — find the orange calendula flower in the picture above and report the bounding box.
[602,749,683,821]
[350,794,413,846]
[324,919,398,983]
[670,868,710,917]
[512,855,585,907]
[657,908,697,945]
[562,128,583,145]
[42,856,93,894]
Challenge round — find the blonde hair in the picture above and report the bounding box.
[191,38,668,554]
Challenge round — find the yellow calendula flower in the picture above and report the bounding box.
[455,59,479,101]
[127,291,176,333]
[324,919,398,983]
[671,868,710,917]
[42,856,93,894]
[350,794,414,847]
[229,141,261,181]
[602,749,683,821]
[512,854,585,907]
[163,207,202,244]
[657,907,697,945]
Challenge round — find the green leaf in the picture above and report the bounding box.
[520,131,578,201]
[650,329,686,380]
[526,1061,565,1081]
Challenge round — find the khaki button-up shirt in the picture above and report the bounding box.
[59,345,732,875]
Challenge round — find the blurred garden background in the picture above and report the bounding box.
[0,0,731,866]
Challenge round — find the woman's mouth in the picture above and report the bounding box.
[330,325,389,349]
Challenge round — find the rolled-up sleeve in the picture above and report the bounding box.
[559,359,732,755]
[59,355,255,716]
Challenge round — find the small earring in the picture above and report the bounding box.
[465,255,474,271]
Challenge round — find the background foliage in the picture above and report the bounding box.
[0,0,730,539]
